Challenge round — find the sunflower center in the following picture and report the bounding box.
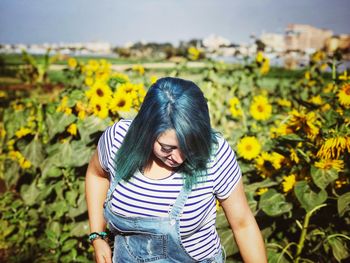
[257,105,265,112]
[323,161,332,170]
[263,161,274,170]
[117,100,126,107]
[96,104,101,111]
[97,89,104,97]
[245,145,253,151]
[345,86,350,95]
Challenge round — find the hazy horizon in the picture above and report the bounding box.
[1,0,349,46]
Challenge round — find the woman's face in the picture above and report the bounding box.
[153,129,186,168]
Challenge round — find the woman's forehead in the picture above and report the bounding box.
[157,129,179,146]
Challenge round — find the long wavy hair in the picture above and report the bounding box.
[115,77,217,188]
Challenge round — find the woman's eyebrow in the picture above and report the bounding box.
[157,140,178,148]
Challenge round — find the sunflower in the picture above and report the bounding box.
[111,72,130,84]
[117,83,140,100]
[188,46,201,60]
[237,136,261,160]
[15,127,33,138]
[132,64,145,75]
[56,96,72,115]
[256,152,284,178]
[323,83,336,93]
[110,91,133,114]
[315,159,344,172]
[89,101,109,119]
[287,109,320,139]
[256,52,270,74]
[282,174,296,193]
[250,95,272,121]
[337,83,350,107]
[86,81,112,105]
[9,150,31,169]
[290,148,300,164]
[270,123,294,138]
[260,58,270,74]
[256,188,268,195]
[85,77,94,87]
[150,75,158,84]
[67,123,78,136]
[277,98,292,108]
[317,136,350,159]
[68,58,78,69]
[229,97,243,118]
[75,101,88,120]
[87,59,99,72]
[309,95,323,105]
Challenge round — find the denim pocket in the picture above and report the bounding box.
[110,222,168,262]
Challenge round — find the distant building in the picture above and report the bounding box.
[285,24,333,53]
[325,34,350,55]
[260,33,285,53]
[203,34,231,51]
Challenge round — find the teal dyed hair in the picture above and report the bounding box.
[115,77,217,188]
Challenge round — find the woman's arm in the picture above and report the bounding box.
[220,179,267,263]
[85,150,112,263]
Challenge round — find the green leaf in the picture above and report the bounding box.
[323,110,339,128]
[338,192,350,217]
[21,181,40,206]
[46,111,76,139]
[61,239,78,252]
[68,194,87,218]
[69,141,94,167]
[267,247,290,263]
[66,191,78,207]
[216,208,230,229]
[246,191,258,214]
[77,115,110,142]
[48,221,62,236]
[294,181,328,212]
[3,159,20,189]
[278,134,304,142]
[41,160,62,178]
[259,189,292,216]
[22,137,45,168]
[70,221,89,237]
[310,166,338,190]
[328,237,350,262]
[3,107,29,138]
[244,178,278,193]
[217,225,238,257]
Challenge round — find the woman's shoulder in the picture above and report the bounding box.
[208,132,237,166]
[212,132,230,154]
[106,119,132,134]
[99,119,132,145]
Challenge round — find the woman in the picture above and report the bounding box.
[85,77,267,263]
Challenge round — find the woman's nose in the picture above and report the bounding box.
[171,150,184,163]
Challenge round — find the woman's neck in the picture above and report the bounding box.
[142,154,177,180]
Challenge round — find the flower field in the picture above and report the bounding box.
[0,50,349,262]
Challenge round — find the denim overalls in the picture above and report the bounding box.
[103,176,225,263]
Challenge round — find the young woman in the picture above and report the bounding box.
[85,77,267,262]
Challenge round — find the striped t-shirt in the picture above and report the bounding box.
[98,119,242,261]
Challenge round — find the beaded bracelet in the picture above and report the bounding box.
[88,231,108,244]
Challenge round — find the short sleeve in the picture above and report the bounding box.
[212,136,242,200]
[97,125,114,173]
[97,120,130,175]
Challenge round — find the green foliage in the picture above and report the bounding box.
[0,51,349,262]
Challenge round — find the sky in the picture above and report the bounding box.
[0,0,349,46]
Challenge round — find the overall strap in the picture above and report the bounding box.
[169,185,192,220]
[106,174,120,201]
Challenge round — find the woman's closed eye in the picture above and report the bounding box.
[161,147,173,153]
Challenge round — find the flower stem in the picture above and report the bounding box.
[295,204,327,262]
